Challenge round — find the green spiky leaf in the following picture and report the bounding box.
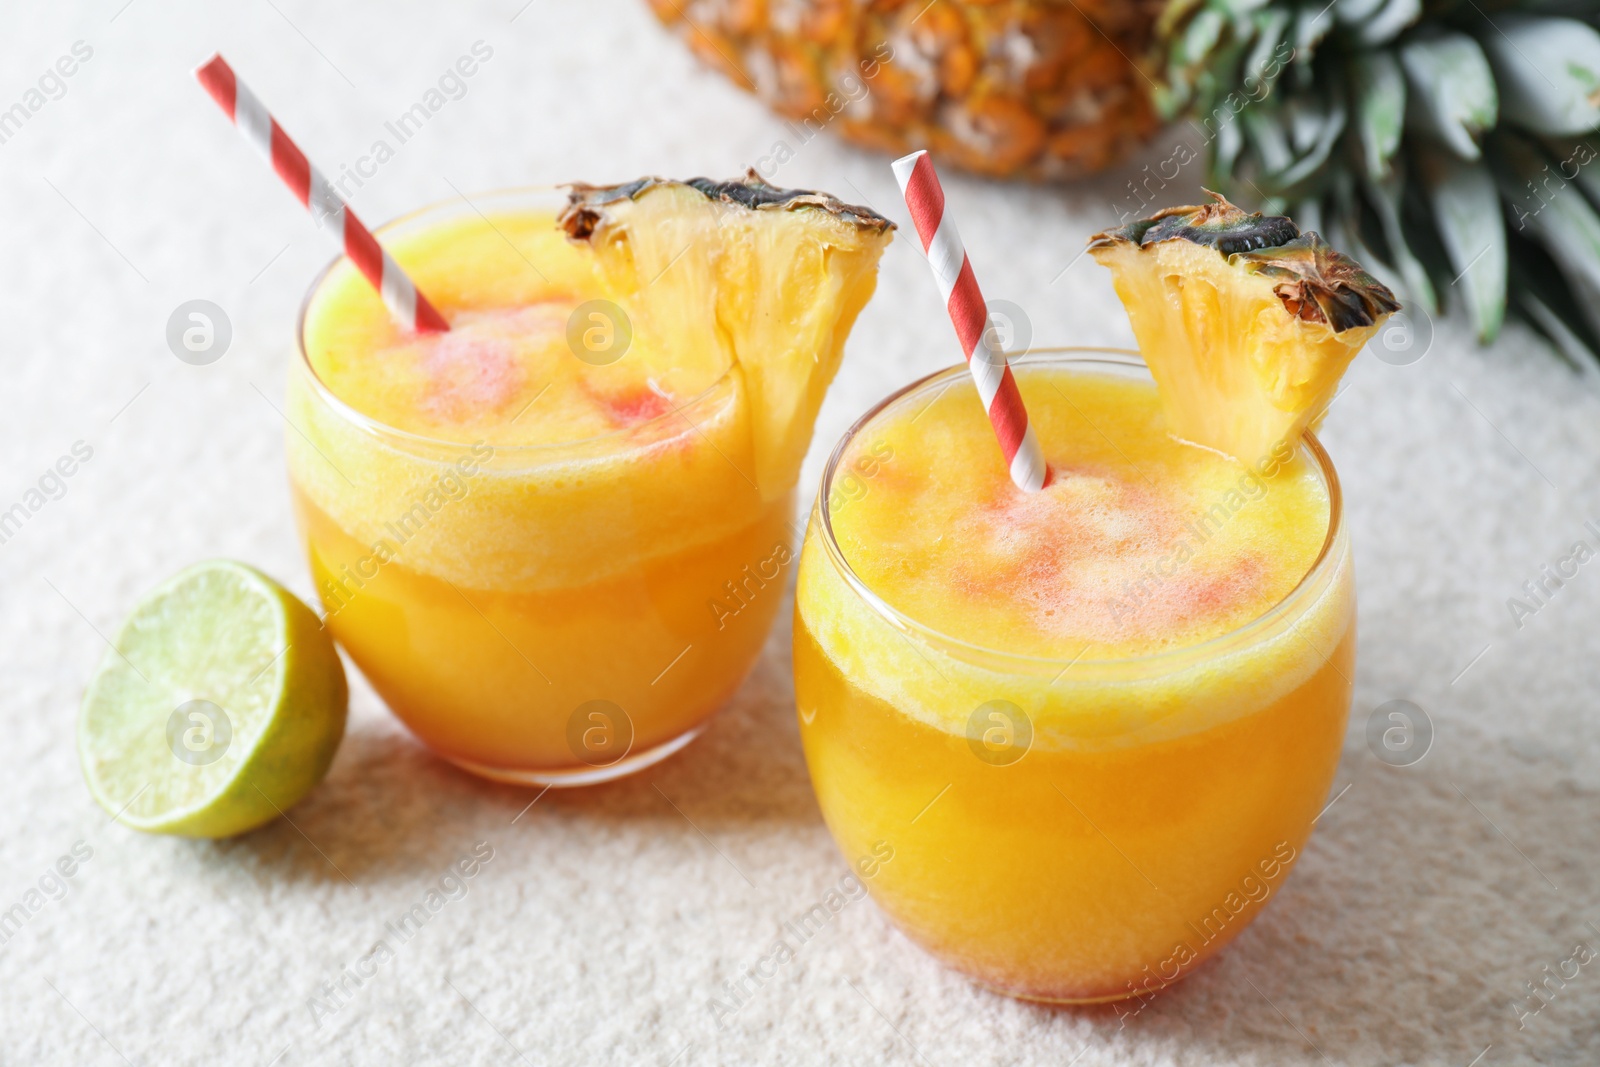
[1280,94,1348,186]
[1481,16,1600,136]
[1243,7,1294,95]
[1506,227,1600,366]
[1418,154,1506,340]
[1341,0,1422,46]
[1542,136,1600,206]
[1399,32,1498,160]
[1353,50,1406,178]
[1364,169,1439,311]
[1154,0,1600,363]
[1495,132,1600,303]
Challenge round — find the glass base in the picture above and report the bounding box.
[974,977,1169,1006]
[443,725,705,788]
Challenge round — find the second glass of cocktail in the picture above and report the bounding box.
[794,189,1399,1001]
[288,180,891,784]
[795,349,1354,1002]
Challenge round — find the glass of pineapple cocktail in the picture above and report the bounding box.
[289,181,890,785]
[794,200,1397,1002]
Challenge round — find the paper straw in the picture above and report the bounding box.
[195,54,449,334]
[891,150,1047,493]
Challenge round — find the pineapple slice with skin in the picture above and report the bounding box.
[561,173,893,499]
[1089,195,1399,464]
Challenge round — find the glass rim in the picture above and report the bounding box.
[813,347,1346,672]
[291,185,739,455]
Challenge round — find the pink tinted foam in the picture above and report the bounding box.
[590,384,673,428]
[414,305,567,421]
[949,462,1270,647]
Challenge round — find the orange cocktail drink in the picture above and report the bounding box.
[286,182,891,785]
[793,350,1354,1002]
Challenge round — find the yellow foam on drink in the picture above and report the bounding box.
[303,213,729,449]
[829,368,1329,661]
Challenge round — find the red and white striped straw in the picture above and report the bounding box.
[892,150,1047,493]
[195,54,449,334]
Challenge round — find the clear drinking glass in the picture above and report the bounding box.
[792,349,1354,1002]
[287,189,794,785]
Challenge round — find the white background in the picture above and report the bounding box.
[1,1,1598,1064]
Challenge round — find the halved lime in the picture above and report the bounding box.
[78,560,347,838]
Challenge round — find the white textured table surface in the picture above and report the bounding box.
[3,3,1599,1065]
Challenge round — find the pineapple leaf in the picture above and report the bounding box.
[1153,0,1600,364]
[1334,0,1389,23]
[1212,104,1247,178]
[1244,105,1295,175]
[1214,0,1275,17]
[1399,32,1498,160]
[1243,6,1293,96]
[1294,198,1325,235]
[1352,49,1407,179]
[1506,227,1600,364]
[1480,15,1600,136]
[1363,169,1440,311]
[1541,136,1600,207]
[1494,133,1600,306]
[1516,286,1592,368]
[1177,8,1230,80]
[1418,153,1507,340]
[1346,0,1423,47]
[1291,3,1338,88]
[1157,0,1210,42]
[1279,95,1349,187]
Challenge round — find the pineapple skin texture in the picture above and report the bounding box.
[1093,239,1376,463]
[645,0,1161,180]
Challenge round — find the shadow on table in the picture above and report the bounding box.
[188,627,821,887]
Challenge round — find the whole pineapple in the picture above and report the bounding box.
[643,0,1163,179]
[648,0,1600,360]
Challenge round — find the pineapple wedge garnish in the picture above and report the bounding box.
[561,173,893,499]
[1089,194,1399,463]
